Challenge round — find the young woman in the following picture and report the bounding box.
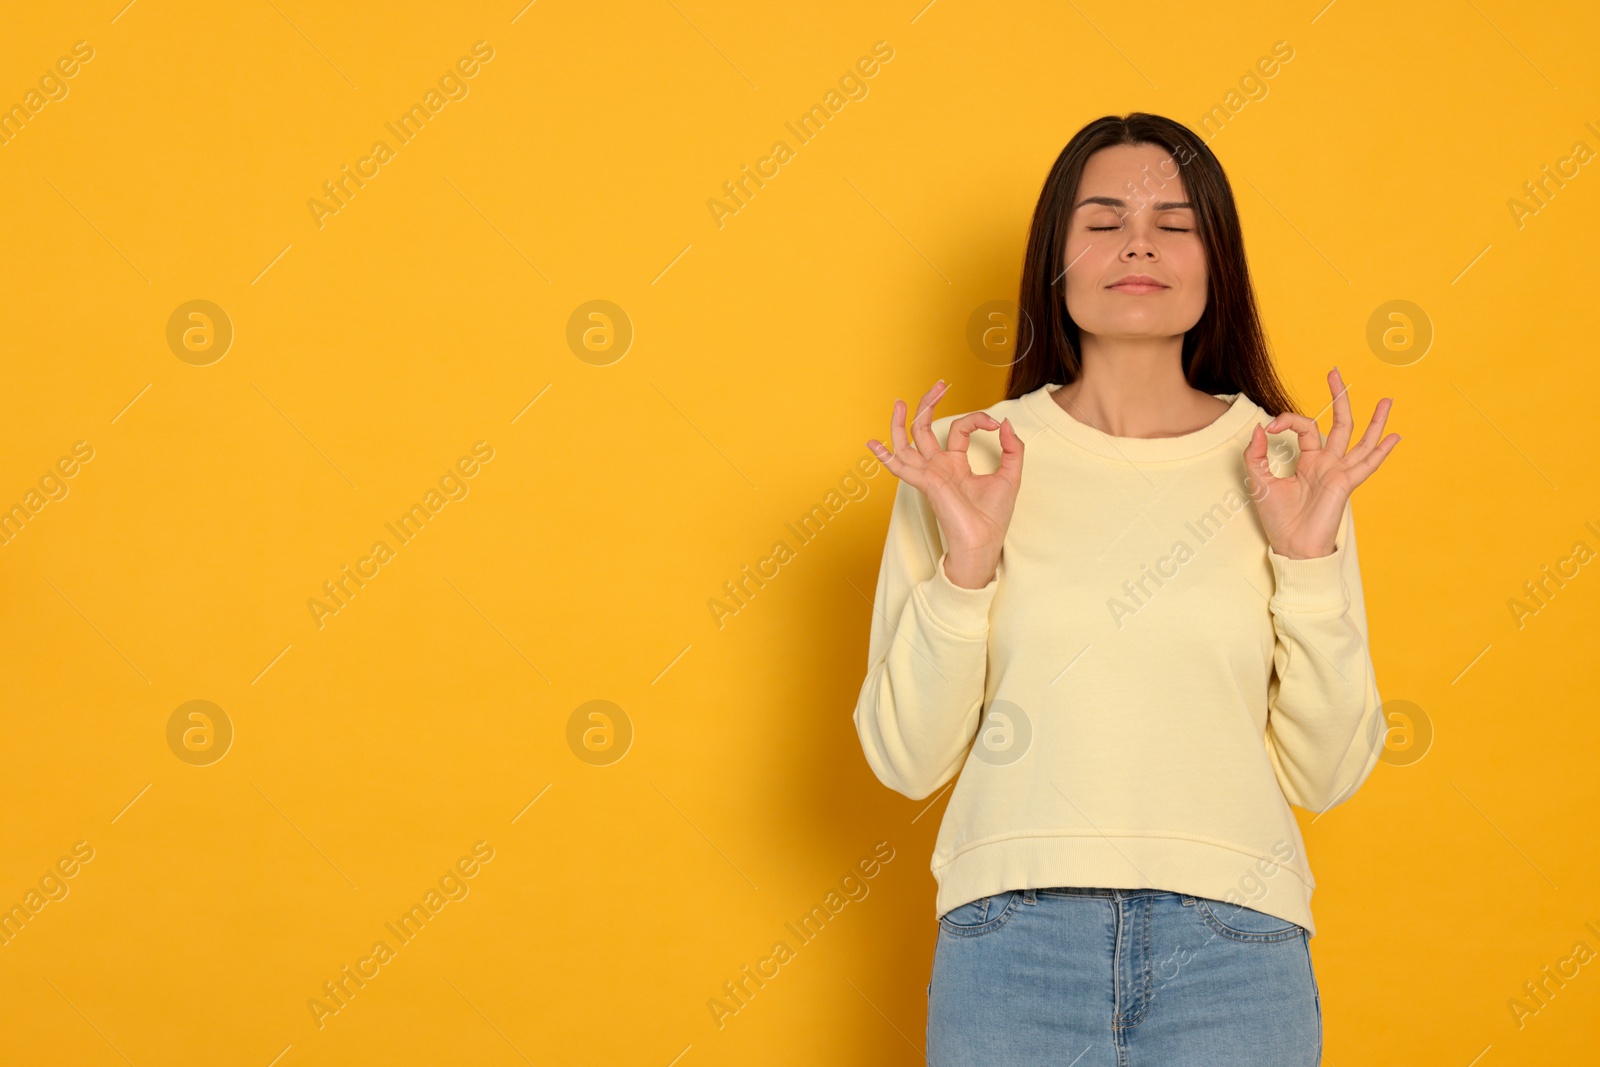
[853,113,1399,1066]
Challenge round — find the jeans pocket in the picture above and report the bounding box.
[937,890,1021,938]
[1190,896,1303,943]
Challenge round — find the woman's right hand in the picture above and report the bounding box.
[866,379,1025,589]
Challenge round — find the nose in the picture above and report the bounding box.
[1117,208,1160,260]
[1120,223,1157,258]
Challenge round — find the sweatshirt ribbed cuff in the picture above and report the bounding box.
[919,554,999,636]
[1267,543,1349,612]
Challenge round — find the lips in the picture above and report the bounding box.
[1108,275,1168,293]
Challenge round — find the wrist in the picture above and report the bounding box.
[943,550,999,589]
[1271,540,1337,561]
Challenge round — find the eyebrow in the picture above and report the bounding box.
[1074,196,1193,210]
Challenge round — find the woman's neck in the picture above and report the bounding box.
[1051,334,1231,439]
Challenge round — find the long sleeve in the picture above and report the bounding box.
[852,474,999,801]
[1263,497,1386,814]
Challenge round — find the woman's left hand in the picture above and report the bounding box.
[1243,367,1401,559]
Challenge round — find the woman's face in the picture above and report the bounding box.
[1061,143,1208,342]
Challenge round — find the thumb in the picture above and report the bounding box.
[995,417,1025,483]
[1243,424,1277,498]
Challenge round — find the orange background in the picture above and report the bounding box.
[1,1,1597,1063]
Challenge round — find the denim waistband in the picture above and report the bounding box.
[1033,886,1183,900]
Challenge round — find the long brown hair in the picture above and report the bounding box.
[1004,112,1296,418]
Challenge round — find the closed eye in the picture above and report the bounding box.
[1087,225,1192,232]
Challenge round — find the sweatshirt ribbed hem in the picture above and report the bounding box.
[917,553,998,636]
[931,832,1320,937]
[1268,542,1350,613]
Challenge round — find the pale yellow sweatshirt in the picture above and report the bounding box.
[852,381,1385,937]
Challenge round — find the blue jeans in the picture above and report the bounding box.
[927,886,1321,1066]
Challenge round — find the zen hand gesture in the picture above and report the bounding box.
[866,379,1025,589]
[1244,368,1401,559]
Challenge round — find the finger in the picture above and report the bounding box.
[865,438,888,468]
[865,437,896,470]
[908,380,947,456]
[946,411,1000,454]
[866,436,926,489]
[885,399,930,483]
[995,417,1025,484]
[1344,397,1393,466]
[1264,410,1323,454]
[1324,367,1355,455]
[888,398,913,456]
[1344,432,1400,486]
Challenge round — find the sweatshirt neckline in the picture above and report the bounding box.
[1021,382,1260,462]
